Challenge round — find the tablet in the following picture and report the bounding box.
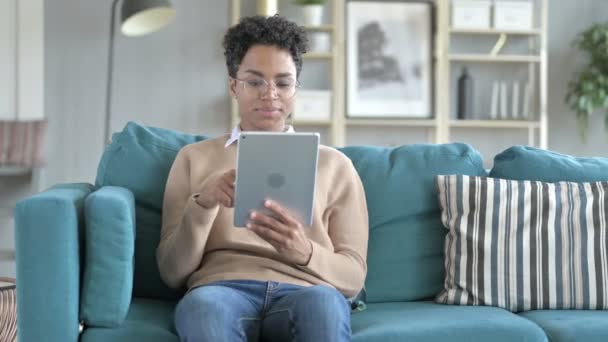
[233,131,320,228]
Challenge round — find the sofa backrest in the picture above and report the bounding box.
[490,145,608,182]
[339,144,487,302]
[95,122,488,302]
[95,122,206,300]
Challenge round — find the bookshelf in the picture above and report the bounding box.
[438,0,549,153]
[229,0,549,154]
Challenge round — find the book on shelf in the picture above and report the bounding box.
[490,81,499,119]
[500,81,509,119]
[522,82,532,119]
[512,82,520,119]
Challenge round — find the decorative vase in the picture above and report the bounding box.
[457,67,473,120]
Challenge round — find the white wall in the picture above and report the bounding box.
[0,0,44,120]
[44,0,229,186]
[0,0,17,120]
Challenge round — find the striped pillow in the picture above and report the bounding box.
[435,175,608,312]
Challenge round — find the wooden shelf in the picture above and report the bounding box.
[303,24,334,32]
[449,28,541,36]
[449,54,541,63]
[346,119,437,127]
[450,119,540,129]
[0,166,32,176]
[303,52,333,60]
[294,119,332,126]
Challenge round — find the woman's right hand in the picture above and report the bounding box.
[195,169,236,208]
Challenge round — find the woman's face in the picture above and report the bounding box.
[229,45,298,132]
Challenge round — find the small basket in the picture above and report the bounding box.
[0,277,17,342]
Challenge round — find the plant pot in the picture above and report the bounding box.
[256,0,278,16]
[301,4,324,26]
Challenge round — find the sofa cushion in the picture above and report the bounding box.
[490,146,608,182]
[80,298,178,342]
[81,186,135,327]
[338,143,486,303]
[519,310,608,342]
[351,301,547,342]
[95,122,207,300]
[436,175,608,312]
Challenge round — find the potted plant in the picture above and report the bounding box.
[565,22,608,141]
[294,0,326,26]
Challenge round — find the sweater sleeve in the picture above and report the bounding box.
[156,147,220,289]
[297,158,369,298]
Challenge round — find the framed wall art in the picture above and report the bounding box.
[346,1,433,118]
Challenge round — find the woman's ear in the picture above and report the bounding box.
[229,78,237,98]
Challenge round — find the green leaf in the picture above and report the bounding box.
[593,29,601,44]
[570,22,608,139]
[579,96,589,111]
[587,101,595,115]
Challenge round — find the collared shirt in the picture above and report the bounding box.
[224,124,295,148]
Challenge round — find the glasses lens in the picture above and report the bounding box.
[241,78,298,99]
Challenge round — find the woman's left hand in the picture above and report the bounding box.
[246,199,312,266]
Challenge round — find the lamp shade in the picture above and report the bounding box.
[120,0,176,36]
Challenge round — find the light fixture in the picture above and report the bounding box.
[104,0,176,146]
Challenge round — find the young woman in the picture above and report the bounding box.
[157,15,368,342]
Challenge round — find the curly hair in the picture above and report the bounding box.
[222,15,309,79]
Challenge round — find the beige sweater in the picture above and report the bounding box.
[156,134,368,297]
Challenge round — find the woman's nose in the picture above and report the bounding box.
[260,83,279,99]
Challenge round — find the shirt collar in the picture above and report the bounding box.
[224,124,295,148]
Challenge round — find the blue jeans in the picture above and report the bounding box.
[174,280,351,342]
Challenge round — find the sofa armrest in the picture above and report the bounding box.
[15,183,94,342]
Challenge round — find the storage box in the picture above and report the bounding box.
[294,90,332,121]
[452,0,492,29]
[493,0,534,30]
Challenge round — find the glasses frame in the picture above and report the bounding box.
[231,77,301,99]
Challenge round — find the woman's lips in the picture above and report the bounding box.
[257,108,281,117]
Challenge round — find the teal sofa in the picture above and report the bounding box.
[14,122,608,342]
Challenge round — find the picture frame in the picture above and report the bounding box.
[346,0,433,118]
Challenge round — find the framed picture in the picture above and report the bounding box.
[347,1,433,118]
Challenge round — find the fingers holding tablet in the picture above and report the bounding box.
[246,200,312,265]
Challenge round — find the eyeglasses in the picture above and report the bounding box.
[232,77,300,99]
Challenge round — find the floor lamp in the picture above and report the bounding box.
[104,0,176,145]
